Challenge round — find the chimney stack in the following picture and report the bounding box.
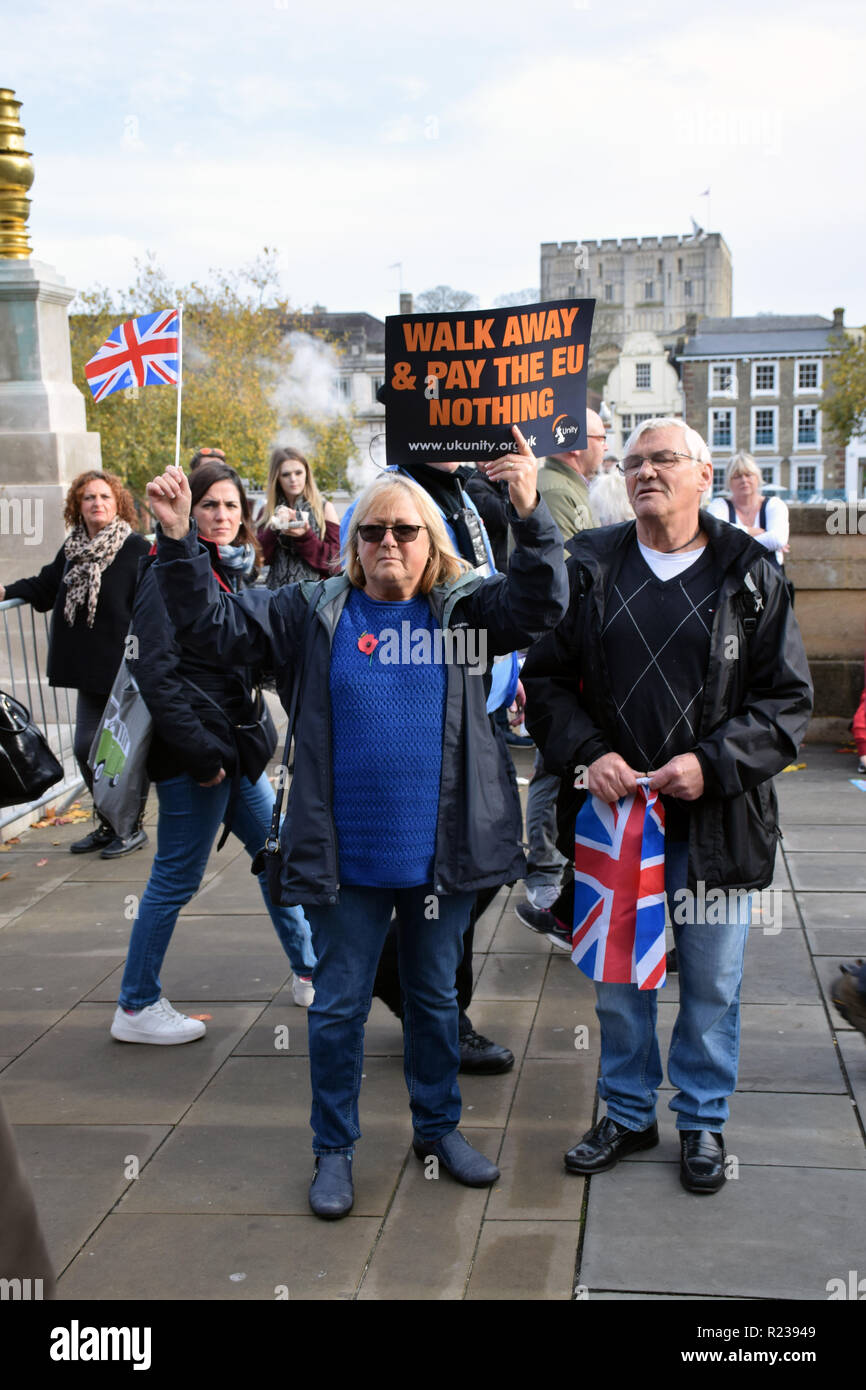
[399,291,414,315]
[832,307,844,328]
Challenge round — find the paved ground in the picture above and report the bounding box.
[0,744,864,1301]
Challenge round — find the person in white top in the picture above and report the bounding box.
[706,453,789,569]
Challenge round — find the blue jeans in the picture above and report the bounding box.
[304,885,474,1154]
[118,772,315,1010]
[593,840,751,1133]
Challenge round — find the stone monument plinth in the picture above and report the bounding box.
[0,88,101,576]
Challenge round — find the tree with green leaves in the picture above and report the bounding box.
[824,331,866,445]
[70,250,358,512]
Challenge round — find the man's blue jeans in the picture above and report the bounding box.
[593,840,751,1133]
[304,885,474,1155]
[118,772,315,1011]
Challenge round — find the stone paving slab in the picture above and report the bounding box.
[837,1034,866,1120]
[465,1219,582,1300]
[782,826,866,852]
[0,855,81,917]
[12,1124,171,1269]
[490,907,556,953]
[2,879,137,937]
[526,960,600,1060]
[485,1059,594,1222]
[181,863,270,916]
[579,1164,864,1300]
[0,1002,264,1124]
[83,916,293,1004]
[57,1212,380,1300]
[473,950,548,1000]
[356,1126,501,1300]
[796,891,866,956]
[0,948,122,1052]
[116,1115,409,1219]
[786,853,866,892]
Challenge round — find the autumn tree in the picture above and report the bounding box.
[69,251,357,512]
[824,330,866,444]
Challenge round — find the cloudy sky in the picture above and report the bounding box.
[7,0,866,324]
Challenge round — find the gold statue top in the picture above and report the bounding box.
[0,88,34,258]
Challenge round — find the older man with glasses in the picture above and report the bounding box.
[521,416,812,1193]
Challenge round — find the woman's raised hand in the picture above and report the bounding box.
[480,425,539,518]
[146,465,192,539]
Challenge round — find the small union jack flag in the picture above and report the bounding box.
[571,781,667,990]
[84,309,179,403]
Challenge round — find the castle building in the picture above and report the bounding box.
[540,230,733,391]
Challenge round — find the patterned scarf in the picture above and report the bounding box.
[62,517,131,628]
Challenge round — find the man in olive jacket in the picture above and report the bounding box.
[521,417,812,1194]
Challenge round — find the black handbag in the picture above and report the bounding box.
[0,689,65,809]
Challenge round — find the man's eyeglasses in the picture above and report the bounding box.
[357,523,428,543]
[618,450,698,477]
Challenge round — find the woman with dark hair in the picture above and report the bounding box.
[110,460,315,1045]
[258,447,340,587]
[0,470,150,857]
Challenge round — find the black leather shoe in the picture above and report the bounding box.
[459,1028,515,1074]
[309,1154,354,1219]
[680,1129,726,1193]
[100,827,148,859]
[70,821,116,854]
[413,1129,500,1186]
[564,1116,659,1174]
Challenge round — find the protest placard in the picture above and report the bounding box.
[382,298,594,465]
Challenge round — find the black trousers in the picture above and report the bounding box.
[373,884,502,1024]
[73,690,109,794]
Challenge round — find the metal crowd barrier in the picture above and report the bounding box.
[0,598,84,834]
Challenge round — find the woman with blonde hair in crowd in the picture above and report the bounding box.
[258,447,340,587]
[706,452,789,569]
[144,426,568,1217]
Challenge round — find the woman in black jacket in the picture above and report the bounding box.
[0,471,150,856]
[110,461,315,1047]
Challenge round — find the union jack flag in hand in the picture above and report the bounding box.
[84,309,179,403]
[571,781,667,990]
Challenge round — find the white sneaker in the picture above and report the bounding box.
[110,997,207,1044]
[526,883,561,912]
[291,973,315,1007]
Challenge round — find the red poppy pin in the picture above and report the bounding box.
[358,631,379,665]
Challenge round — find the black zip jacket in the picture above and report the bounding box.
[152,498,569,904]
[4,534,151,695]
[521,511,813,892]
[130,541,269,785]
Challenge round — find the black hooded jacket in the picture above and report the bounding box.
[522,511,813,892]
[130,540,271,785]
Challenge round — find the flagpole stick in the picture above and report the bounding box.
[174,300,183,470]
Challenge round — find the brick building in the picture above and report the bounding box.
[677,312,848,497]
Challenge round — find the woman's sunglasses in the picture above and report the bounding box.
[357,523,428,544]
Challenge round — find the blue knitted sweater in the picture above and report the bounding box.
[330,588,447,887]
